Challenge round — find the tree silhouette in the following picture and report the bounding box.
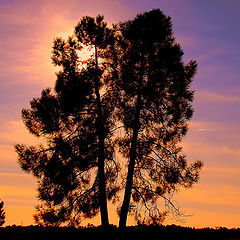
[0,199,5,226]
[115,9,203,229]
[15,10,203,228]
[15,15,119,227]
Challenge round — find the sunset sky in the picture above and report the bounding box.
[1,0,240,227]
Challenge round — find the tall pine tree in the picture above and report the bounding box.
[116,9,203,228]
[15,15,119,227]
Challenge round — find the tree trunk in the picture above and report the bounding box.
[119,94,141,229]
[94,45,109,227]
[119,53,144,229]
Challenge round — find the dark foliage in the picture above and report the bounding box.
[0,199,5,226]
[115,9,203,228]
[1,225,240,239]
[15,9,203,228]
[15,15,119,227]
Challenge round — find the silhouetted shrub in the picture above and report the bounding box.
[0,199,5,226]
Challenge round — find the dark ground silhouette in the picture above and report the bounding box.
[1,225,240,239]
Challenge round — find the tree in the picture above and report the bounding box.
[15,15,119,227]
[115,9,203,228]
[15,10,203,228]
[0,199,6,226]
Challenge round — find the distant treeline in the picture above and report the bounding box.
[1,225,240,239]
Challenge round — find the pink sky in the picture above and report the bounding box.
[1,0,240,227]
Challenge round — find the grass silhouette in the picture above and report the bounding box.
[1,224,240,239]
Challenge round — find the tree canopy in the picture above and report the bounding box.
[115,9,203,228]
[16,15,119,227]
[15,9,203,228]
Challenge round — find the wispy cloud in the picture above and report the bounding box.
[0,120,41,146]
[196,90,240,103]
